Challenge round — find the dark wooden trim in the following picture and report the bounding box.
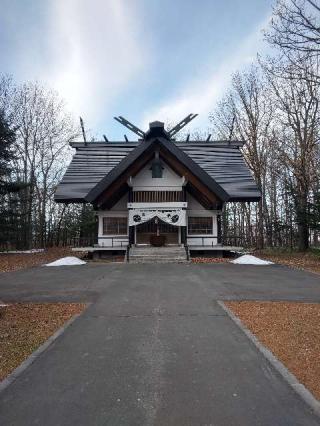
[181,226,187,244]
[99,183,129,210]
[158,147,221,207]
[217,214,222,244]
[95,140,224,209]
[86,140,155,203]
[96,146,155,208]
[158,138,229,201]
[182,186,187,202]
[129,226,135,245]
[186,182,222,210]
[86,137,229,205]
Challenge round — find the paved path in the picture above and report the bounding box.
[0,263,319,425]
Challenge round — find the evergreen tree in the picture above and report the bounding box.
[0,110,25,248]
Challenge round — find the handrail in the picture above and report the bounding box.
[186,236,218,247]
[186,235,244,247]
[97,236,129,248]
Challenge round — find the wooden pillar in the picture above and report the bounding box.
[181,183,187,245]
[94,214,99,245]
[129,226,135,246]
[182,186,187,202]
[128,187,134,246]
[217,214,222,244]
[181,226,187,245]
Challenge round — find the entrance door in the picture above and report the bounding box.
[136,218,179,245]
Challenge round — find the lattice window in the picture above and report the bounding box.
[187,217,213,235]
[102,217,128,235]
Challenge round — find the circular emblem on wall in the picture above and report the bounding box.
[171,214,179,223]
[133,215,141,223]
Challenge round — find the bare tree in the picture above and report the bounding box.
[11,82,79,247]
[261,56,320,250]
[265,0,320,81]
[210,65,274,248]
[266,0,320,53]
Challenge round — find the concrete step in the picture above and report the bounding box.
[129,258,189,264]
[130,256,188,261]
[130,250,186,256]
[130,249,186,254]
[129,246,188,263]
[130,251,186,256]
[130,253,186,257]
[132,246,184,249]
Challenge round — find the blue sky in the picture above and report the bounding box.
[1,0,273,139]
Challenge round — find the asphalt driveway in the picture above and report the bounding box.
[0,263,319,425]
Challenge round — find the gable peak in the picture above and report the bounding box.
[145,121,170,141]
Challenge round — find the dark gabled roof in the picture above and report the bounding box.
[55,140,261,203]
[85,137,229,203]
[54,143,135,202]
[178,143,261,201]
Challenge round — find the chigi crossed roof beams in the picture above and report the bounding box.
[54,115,261,204]
[113,114,198,141]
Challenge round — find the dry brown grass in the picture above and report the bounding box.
[0,247,86,273]
[191,257,230,264]
[0,303,86,381]
[257,249,320,275]
[226,301,320,400]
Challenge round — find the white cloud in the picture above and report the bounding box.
[140,17,270,132]
[6,2,270,137]
[46,0,148,129]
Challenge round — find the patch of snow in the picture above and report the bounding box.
[231,254,274,265]
[44,257,86,266]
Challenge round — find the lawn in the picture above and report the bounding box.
[0,303,86,381]
[226,301,320,400]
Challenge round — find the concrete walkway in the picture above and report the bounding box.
[0,263,319,425]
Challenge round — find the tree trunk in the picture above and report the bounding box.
[297,194,309,251]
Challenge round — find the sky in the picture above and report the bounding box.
[1,0,273,140]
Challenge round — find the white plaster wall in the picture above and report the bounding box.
[97,194,128,246]
[186,193,205,210]
[95,186,220,247]
[131,160,183,191]
[186,193,219,246]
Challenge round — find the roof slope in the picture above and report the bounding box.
[55,143,135,202]
[85,137,230,204]
[178,143,260,201]
[54,141,261,202]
